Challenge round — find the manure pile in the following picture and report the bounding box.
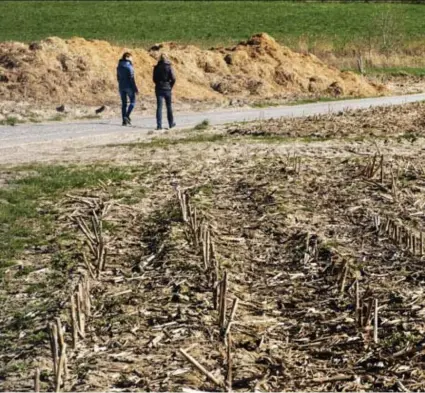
[0,33,384,107]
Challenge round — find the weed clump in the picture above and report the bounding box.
[193,119,210,131]
[0,116,20,126]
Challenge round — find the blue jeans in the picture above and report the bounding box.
[120,88,136,121]
[156,89,174,128]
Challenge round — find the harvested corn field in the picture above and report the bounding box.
[1,102,425,392]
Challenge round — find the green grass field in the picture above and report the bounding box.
[1,1,424,51]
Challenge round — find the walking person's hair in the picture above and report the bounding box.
[159,53,169,62]
[121,52,132,60]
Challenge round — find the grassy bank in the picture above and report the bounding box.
[1,1,424,54]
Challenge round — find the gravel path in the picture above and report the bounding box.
[1,93,425,165]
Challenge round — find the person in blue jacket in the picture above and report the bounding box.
[117,52,139,126]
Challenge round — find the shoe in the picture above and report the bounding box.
[124,116,132,125]
[156,127,162,131]
[170,122,176,129]
[122,120,127,126]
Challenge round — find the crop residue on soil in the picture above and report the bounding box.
[0,33,384,109]
[1,103,425,391]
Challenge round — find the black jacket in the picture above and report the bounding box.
[153,60,176,91]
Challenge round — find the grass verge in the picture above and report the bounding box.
[107,132,226,149]
[346,66,425,77]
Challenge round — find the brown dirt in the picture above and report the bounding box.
[0,33,384,110]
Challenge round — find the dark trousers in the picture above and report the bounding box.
[156,89,174,128]
[120,88,136,121]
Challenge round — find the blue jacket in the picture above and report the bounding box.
[117,59,138,92]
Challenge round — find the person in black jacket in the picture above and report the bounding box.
[153,54,176,130]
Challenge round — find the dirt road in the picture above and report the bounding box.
[1,93,425,165]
